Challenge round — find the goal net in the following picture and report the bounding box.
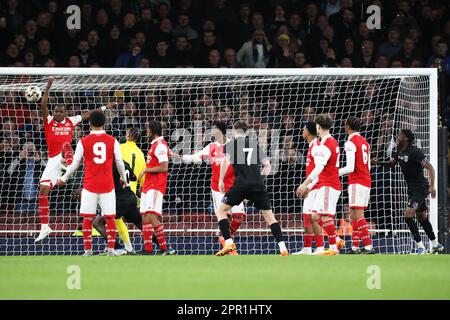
[0,68,438,255]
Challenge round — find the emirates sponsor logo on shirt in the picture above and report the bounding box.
[51,126,72,135]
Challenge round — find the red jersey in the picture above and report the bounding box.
[345,132,371,188]
[75,131,119,193]
[312,134,341,191]
[185,141,235,192]
[305,138,320,190]
[142,136,169,195]
[44,115,81,158]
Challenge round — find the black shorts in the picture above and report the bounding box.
[222,182,271,211]
[116,189,142,228]
[407,186,429,212]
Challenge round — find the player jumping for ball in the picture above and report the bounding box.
[171,121,245,255]
[215,121,288,256]
[296,114,341,256]
[57,110,127,256]
[373,129,444,254]
[339,117,374,254]
[36,77,116,242]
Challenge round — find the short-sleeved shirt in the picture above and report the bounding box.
[224,136,267,186]
[312,134,341,191]
[142,136,169,195]
[44,115,82,158]
[394,145,429,190]
[344,132,371,188]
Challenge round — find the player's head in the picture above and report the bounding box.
[147,120,162,140]
[53,105,66,122]
[212,121,227,142]
[126,127,141,143]
[303,121,317,140]
[345,116,360,135]
[89,110,106,128]
[397,129,414,149]
[233,120,248,137]
[315,114,333,136]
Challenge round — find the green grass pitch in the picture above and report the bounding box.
[0,255,449,300]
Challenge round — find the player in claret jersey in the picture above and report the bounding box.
[171,121,245,255]
[339,117,374,254]
[137,120,171,255]
[373,129,444,254]
[35,77,116,242]
[297,114,341,256]
[57,110,127,256]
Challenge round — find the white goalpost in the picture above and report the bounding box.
[0,68,438,255]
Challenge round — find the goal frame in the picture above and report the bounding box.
[0,67,439,243]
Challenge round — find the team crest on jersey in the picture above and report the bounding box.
[399,155,409,162]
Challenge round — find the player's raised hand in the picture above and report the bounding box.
[219,181,225,193]
[105,102,118,109]
[55,178,65,187]
[47,76,55,88]
[429,186,436,198]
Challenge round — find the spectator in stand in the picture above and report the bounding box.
[24,19,38,48]
[172,13,198,41]
[267,33,295,68]
[68,55,81,67]
[233,2,253,50]
[196,29,224,67]
[223,48,242,68]
[111,101,142,140]
[77,39,96,67]
[237,30,271,68]
[206,49,221,68]
[8,142,45,214]
[171,34,194,67]
[3,43,19,65]
[114,40,143,67]
[375,54,389,68]
[358,40,375,68]
[377,27,402,59]
[151,40,175,67]
[427,39,450,75]
[136,6,157,34]
[156,18,174,44]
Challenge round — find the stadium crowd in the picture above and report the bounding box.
[0,0,449,232]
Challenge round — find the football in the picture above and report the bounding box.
[25,86,42,102]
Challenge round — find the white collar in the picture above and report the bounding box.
[321,134,331,142]
[308,137,318,146]
[348,132,360,139]
[151,136,164,145]
[90,130,105,134]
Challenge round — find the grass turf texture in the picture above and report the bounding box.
[0,255,449,300]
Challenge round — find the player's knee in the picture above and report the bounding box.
[39,185,50,195]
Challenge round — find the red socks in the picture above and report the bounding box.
[356,217,372,247]
[315,234,324,248]
[304,234,313,248]
[351,220,360,248]
[38,194,49,225]
[62,142,74,166]
[105,216,116,250]
[154,224,168,251]
[229,214,244,236]
[322,220,337,245]
[82,218,93,251]
[142,222,154,252]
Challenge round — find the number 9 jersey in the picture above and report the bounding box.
[74,130,120,193]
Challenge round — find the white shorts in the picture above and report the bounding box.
[40,155,63,188]
[211,190,245,215]
[80,189,116,217]
[312,186,341,216]
[348,183,370,209]
[140,189,164,217]
[302,188,317,215]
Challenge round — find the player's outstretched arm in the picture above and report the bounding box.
[80,102,118,122]
[339,142,356,177]
[40,77,54,121]
[422,161,436,198]
[57,141,83,186]
[371,158,396,169]
[261,158,271,178]
[170,145,209,164]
